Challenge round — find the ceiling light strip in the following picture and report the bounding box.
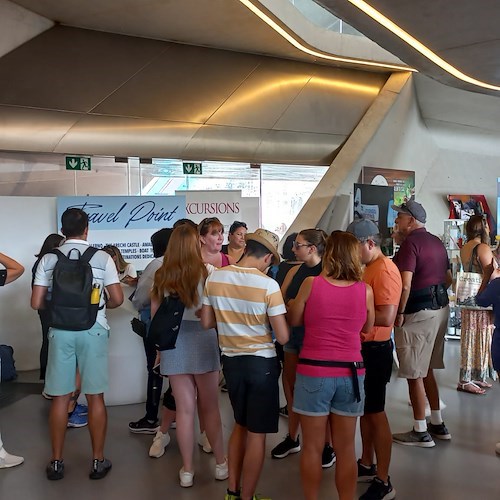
[347,0,500,91]
[238,0,415,72]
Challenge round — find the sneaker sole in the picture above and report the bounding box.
[129,427,159,434]
[393,439,435,448]
[89,465,112,480]
[67,423,88,428]
[149,448,166,459]
[383,488,396,500]
[271,446,301,459]
[430,433,451,440]
[322,456,336,468]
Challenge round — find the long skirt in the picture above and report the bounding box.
[459,309,496,382]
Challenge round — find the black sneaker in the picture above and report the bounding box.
[279,405,289,418]
[89,458,112,480]
[321,444,336,468]
[46,459,64,480]
[359,476,396,500]
[128,417,159,434]
[357,459,377,483]
[428,422,451,440]
[271,434,301,459]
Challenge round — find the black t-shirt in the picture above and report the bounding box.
[286,261,322,300]
[0,269,6,286]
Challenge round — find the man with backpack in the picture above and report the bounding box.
[31,208,123,480]
[0,251,25,469]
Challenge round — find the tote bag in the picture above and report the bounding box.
[455,245,491,310]
[148,294,185,351]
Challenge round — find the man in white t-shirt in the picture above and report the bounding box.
[31,208,123,481]
[201,229,289,500]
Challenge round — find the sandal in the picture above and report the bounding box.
[457,382,486,395]
[473,380,493,389]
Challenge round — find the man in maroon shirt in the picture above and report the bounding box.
[390,199,452,448]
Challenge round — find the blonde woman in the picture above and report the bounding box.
[102,245,138,287]
[151,225,227,488]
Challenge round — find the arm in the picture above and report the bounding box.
[374,304,398,328]
[395,270,413,327]
[200,304,217,330]
[105,283,124,309]
[280,265,300,302]
[31,285,48,310]
[362,284,375,333]
[269,314,289,345]
[0,252,24,285]
[287,277,313,327]
[477,243,496,274]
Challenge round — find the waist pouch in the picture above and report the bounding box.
[405,284,449,314]
[298,358,364,402]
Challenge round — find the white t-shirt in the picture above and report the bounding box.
[33,239,120,330]
[118,263,137,282]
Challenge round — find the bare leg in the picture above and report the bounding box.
[330,413,358,500]
[360,414,374,466]
[407,378,426,421]
[240,431,266,500]
[194,371,225,464]
[67,369,82,414]
[49,394,71,460]
[86,393,107,460]
[423,369,440,411]
[169,374,197,473]
[158,406,177,434]
[362,412,392,482]
[283,352,300,440]
[299,414,328,500]
[228,423,247,493]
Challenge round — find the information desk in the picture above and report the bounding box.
[104,285,147,406]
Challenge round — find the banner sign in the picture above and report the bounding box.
[57,196,186,231]
[360,167,415,205]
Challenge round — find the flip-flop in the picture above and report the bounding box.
[473,380,493,388]
[457,382,486,395]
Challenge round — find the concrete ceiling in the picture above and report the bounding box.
[316,0,500,96]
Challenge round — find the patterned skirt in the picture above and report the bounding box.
[459,309,496,382]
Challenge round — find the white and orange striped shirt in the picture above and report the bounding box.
[202,265,286,358]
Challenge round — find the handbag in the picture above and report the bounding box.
[130,317,147,338]
[148,294,185,351]
[455,245,491,310]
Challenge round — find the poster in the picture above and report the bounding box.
[57,196,187,270]
[353,183,395,255]
[360,167,415,205]
[447,193,496,242]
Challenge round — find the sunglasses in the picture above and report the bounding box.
[293,241,313,249]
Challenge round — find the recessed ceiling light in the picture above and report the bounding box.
[347,0,500,91]
[238,0,415,72]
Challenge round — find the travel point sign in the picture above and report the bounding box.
[183,162,202,175]
[66,156,92,171]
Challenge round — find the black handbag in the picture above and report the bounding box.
[130,317,147,338]
[148,295,185,351]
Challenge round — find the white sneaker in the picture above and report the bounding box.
[495,442,500,456]
[179,467,194,487]
[149,431,170,458]
[215,458,229,480]
[0,449,24,468]
[198,431,212,453]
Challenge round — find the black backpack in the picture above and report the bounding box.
[48,246,100,331]
[148,295,185,351]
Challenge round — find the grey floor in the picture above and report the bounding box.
[1,341,499,500]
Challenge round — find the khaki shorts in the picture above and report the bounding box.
[394,306,449,379]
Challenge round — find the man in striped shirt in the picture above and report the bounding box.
[201,229,289,500]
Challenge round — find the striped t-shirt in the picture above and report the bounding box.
[202,265,286,358]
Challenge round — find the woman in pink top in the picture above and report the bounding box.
[289,231,374,500]
[198,217,235,268]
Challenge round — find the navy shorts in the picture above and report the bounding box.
[361,340,393,414]
[222,355,281,433]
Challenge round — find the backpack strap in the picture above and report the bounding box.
[80,246,99,264]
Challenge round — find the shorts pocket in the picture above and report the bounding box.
[299,375,324,394]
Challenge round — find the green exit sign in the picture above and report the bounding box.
[183,162,202,175]
[66,156,91,171]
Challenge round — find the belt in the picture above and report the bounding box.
[298,358,364,402]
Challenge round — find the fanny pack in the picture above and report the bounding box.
[405,283,449,314]
[298,358,364,402]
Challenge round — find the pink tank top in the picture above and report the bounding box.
[298,276,366,377]
[220,252,230,267]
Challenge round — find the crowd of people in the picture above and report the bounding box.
[1,198,500,500]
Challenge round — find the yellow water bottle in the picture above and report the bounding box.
[90,284,101,305]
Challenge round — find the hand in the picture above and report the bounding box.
[395,313,405,327]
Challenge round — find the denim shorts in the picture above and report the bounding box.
[44,324,109,396]
[283,326,305,354]
[293,373,365,417]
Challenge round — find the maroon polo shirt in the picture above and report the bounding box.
[395,227,449,290]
